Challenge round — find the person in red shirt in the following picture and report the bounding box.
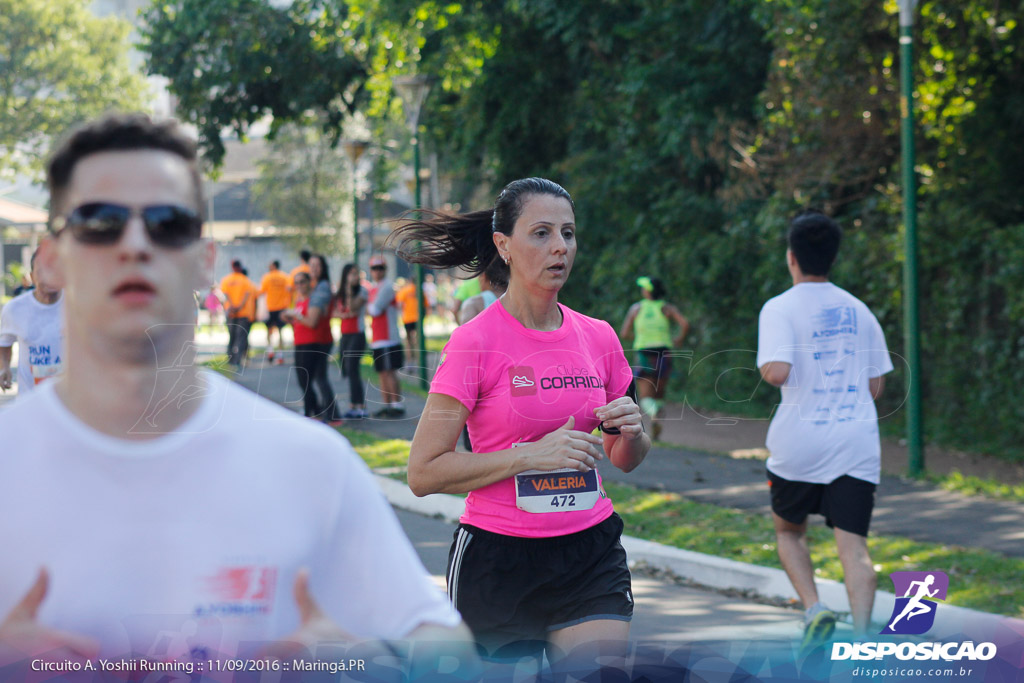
[283,263,342,424]
[366,255,404,417]
[336,263,368,419]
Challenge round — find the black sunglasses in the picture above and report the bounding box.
[52,202,203,248]
[370,264,386,270]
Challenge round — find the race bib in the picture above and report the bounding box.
[514,468,599,514]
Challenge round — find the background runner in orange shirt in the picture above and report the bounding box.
[259,260,291,364]
[220,260,255,368]
[395,278,423,368]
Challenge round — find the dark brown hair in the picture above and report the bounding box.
[47,112,204,220]
[389,177,574,287]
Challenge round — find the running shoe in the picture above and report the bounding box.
[325,419,344,428]
[274,356,285,365]
[372,407,397,418]
[341,408,368,419]
[800,608,836,653]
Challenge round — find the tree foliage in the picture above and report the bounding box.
[142,0,1024,458]
[0,0,148,181]
[141,0,367,167]
[251,121,352,255]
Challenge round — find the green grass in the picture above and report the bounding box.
[339,427,414,471]
[605,482,1024,618]
[336,427,1024,620]
[923,470,1024,504]
[200,355,233,377]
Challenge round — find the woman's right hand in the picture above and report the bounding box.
[525,416,604,473]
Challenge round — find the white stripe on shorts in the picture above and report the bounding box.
[447,527,473,608]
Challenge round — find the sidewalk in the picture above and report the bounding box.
[5,331,1021,557]
[226,350,1024,558]
[222,352,1023,637]
[654,401,1024,486]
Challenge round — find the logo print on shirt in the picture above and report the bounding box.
[812,305,858,338]
[509,366,537,396]
[882,571,948,635]
[194,566,277,618]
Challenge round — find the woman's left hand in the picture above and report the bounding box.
[594,397,644,441]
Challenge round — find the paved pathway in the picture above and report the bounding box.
[226,350,1024,558]
[5,329,1019,558]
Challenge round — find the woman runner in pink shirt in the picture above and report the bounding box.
[391,178,650,671]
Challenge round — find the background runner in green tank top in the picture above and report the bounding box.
[620,276,690,438]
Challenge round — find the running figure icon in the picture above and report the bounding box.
[888,574,940,631]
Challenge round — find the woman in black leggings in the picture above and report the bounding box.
[285,263,342,424]
[336,263,369,419]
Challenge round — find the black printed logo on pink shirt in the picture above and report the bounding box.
[509,364,605,397]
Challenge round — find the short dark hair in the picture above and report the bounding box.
[46,113,204,221]
[271,260,280,269]
[299,249,312,262]
[648,277,667,300]
[787,209,842,276]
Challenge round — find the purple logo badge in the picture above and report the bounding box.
[881,571,948,635]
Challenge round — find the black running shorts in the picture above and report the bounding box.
[266,309,285,329]
[767,469,876,537]
[634,347,672,381]
[372,344,404,372]
[446,512,633,659]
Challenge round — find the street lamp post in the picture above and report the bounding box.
[394,74,433,391]
[342,139,370,269]
[899,0,924,476]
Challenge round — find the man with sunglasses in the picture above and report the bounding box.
[0,113,472,670]
[366,255,405,417]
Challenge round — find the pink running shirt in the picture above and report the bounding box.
[431,301,633,537]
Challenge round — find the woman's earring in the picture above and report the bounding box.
[503,255,510,265]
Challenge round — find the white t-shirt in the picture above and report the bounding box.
[0,290,65,392]
[0,372,459,660]
[756,282,894,484]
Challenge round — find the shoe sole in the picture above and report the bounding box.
[801,611,837,653]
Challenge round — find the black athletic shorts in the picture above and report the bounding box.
[767,469,876,537]
[446,512,633,659]
[372,344,404,372]
[404,321,417,335]
[266,309,285,329]
[634,347,672,381]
